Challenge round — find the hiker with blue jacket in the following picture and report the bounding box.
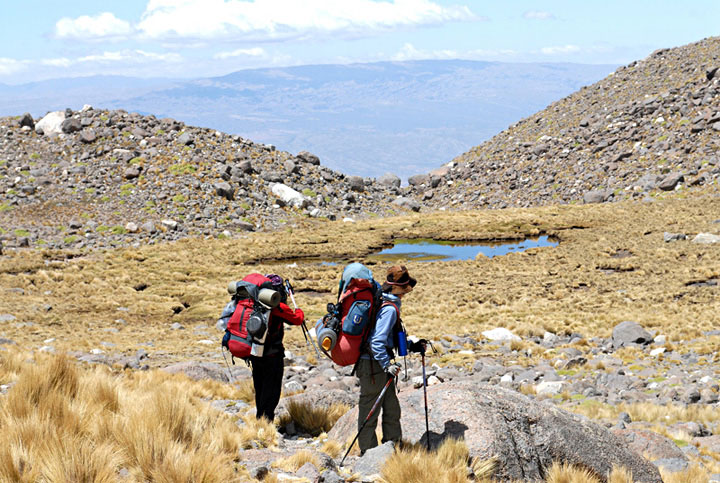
[356,265,422,454]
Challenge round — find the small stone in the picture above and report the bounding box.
[170,323,185,330]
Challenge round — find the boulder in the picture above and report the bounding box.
[583,189,612,204]
[79,129,97,143]
[377,173,401,188]
[613,428,687,463]
[612,321,652,349]
[297,150,320,165]
[347,176,365,192]
[692,233,720,244]
[352,441,394,477]
[658,172,684,191]
[392,197,420,212]
[634,174,662,191]
[177,132,194,145]
[329,381,661,482]
[214,181,235,200]
[271,183,307,209]
[61,118,82,134]
[18,112,34,129]
[482,327,520,342]
[161,361,250,382]
[35,111,66,136]
[408,174,429,186]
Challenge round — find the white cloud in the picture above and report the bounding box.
[0,58,28,76]
[40,58,73,68]
[392,43,458,61]
[540,45,581,55]
[137,0,476,41]
[213,47,267,59]
[76,50,182,63]
[523,10,555,20]
[55,12,133,40]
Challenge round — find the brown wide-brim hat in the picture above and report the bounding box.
[383,265,417,290]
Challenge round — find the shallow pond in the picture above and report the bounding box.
[365,236,558,262]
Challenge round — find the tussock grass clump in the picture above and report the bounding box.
[0,349,258,482]
[279,400,351,436]
[272,449,320,472]
[380,438,495,483]
[660,464,709,483]
[545,461,601,483]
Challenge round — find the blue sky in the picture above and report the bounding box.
[1,0,718,84]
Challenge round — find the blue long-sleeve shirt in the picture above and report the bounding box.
[363,293,401,370]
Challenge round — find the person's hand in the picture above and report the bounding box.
[294,308,305,322]
[409,338,427,354]
[385,363,401,378]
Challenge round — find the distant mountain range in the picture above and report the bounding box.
[0,60,616,178]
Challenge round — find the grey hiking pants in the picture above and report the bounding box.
[356,358,401,452]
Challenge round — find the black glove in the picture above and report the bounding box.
[409,339,427,354]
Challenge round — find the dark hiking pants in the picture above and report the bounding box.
[250,354,284,421]
[356,358,401,452]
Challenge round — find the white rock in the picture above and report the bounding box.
[125,222,138,233]
[284,381,304,393]
[700,376,714,384]
[692,233,720,244]
[271,183,307,209]
[650,347,666,357]
[343,217,355,223]
[35,111,65,136]
[44,338,56,343]
[197,339,214,345]
[458,350,474,355]
[543,331,559,343]
[161,219,178,230]
[90,348,104,355]
[500,373,514,383]
[482,327,521,342]
[427,375,441,386]
[81,104,93,112]
[412,375,425,388]
[653,334,667,345]
[38,345,55,353]
[536,381,564,396]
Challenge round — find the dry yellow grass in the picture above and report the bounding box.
[380,438,495,483]
[544,461,601,483]
[1,196,719,366]
[278,400,351,436]
[271,449,320,472]
[0,349,269,482]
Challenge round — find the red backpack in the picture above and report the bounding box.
[315,263,381,366]
[221,273,275,361]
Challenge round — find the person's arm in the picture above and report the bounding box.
[370,305,396,369]
[271,302,304,325]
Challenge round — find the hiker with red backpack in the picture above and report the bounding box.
[220,273,304,421]
[355,265,423,454]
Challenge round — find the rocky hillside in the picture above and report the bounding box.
[0,108,419,250]
[411,36,720,209]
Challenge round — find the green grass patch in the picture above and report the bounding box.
[100,196,110,202]
[110,226,127,235]
[240,202,251,211]
[648,377,666,383]
[30,153,40,160]
[628,364,644,372]
[302,188,317,197]
[63,235,79,244]
[96,225,109,233]
[129,157,144,165]
[13,229,30,237]
[84,188,95,194]
[119,183,134,196]
[172,194,187,203]
[169,163,196,175]
[570,394,585,401]
[556,369,577,377]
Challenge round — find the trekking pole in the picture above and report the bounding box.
[221,347,235,385]
[421,349,431,451]
[340,375,394,466]
[284,279,322,359]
